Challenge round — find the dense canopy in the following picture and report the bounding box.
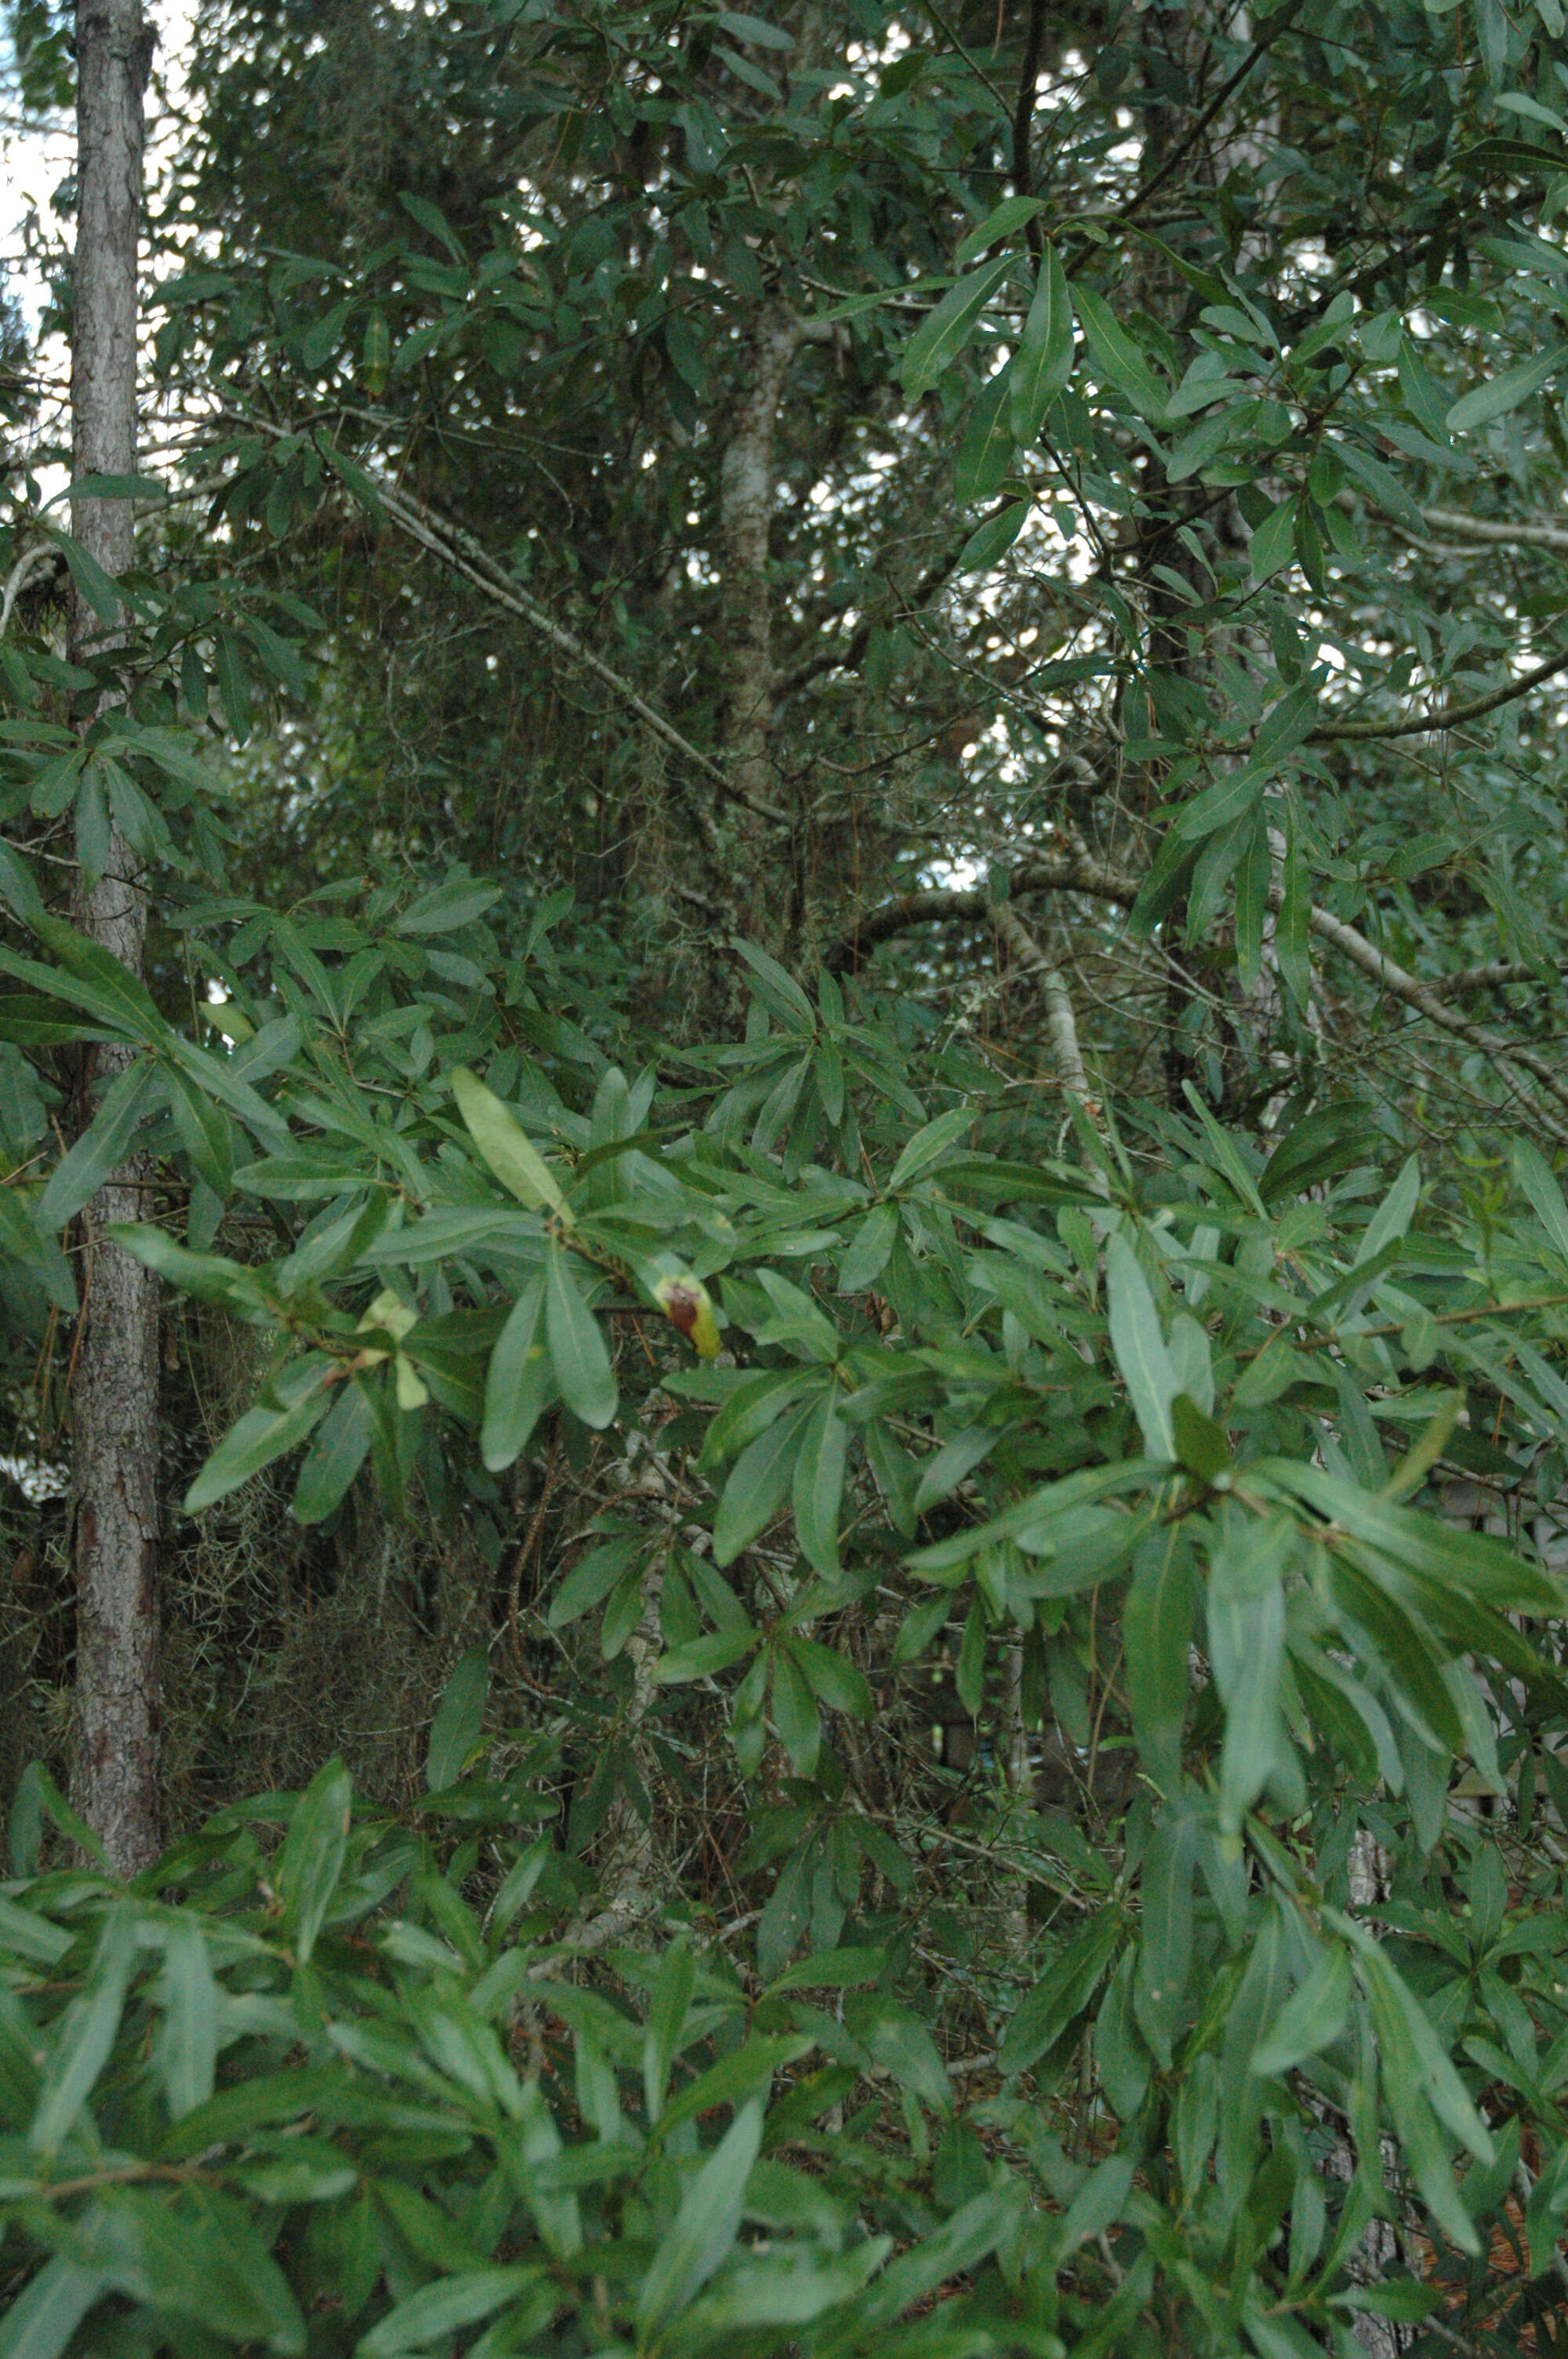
[9,2,1568,2354]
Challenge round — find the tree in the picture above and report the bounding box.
[67,0,159,1874]
[11,0,1568,2349]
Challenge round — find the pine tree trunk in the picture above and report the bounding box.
[70,0,160,1876]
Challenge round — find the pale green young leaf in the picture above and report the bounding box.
[452,1067,567,1216]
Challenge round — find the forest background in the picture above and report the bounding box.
[11,1,1568,2354]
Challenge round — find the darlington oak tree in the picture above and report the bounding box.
[9,2,1568,2354]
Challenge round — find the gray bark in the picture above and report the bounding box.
[70,0,160,1876]
[717,301,801,844]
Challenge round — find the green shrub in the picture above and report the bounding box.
[0,1757,1036,2359]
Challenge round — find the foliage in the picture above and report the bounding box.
[0,1753,1007,2359]
[12,0,1568,2346]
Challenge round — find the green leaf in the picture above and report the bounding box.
[38,1056,160,1227]
[394,877,504,936]
[0,2260,107,2359]
[1355,1153,1420,1263]
[900,256,1014,400]
[452,1067,567,1216]
[481,1277,554,1471]
[76,2188,307,2352]
[156,1917,220,2120]
[399,188,467,261]
[1123,1532,1196,1789]
[771,1644,822,1772]
[655,1628,760,1683]
[214,628,252,741]
[784,1634,873,1719]
[1249,496,1298,582]
[837,1201,898,1293]
[953,368,1017,505]
[637,2100,764,2335]
[644,1936,696,2125]
[544,1239,617,1429]
[292,1381,375,1523]
[1011,241,1075,445]
[1072,282,1170,417]
[846,1994,953,2113]
[358,2268,540,2357]
[791,1392,849,1574]
[0,1895,73,1967]
[43,525,126,623]
[956,498,1029,570]
[954,194,1047,266]
[766,1944,886,1993]
[1446,341,1568,431]
[998,1911,1123,2076]
[185,1364,336,1513]
[1207,1511,1290,1834]
[274,1756,353,1965]
[731,937,815,1027]
[1356,1939,1494,2164]
[549,1536,644,1629]
[165,1063,234,1197]
[1514,1136,1568,1267]
[30,1913,135,2152]
[887,1107,974,1190]
[1105,1233,1177,1460]
[855,2188,1023,2328]
[426,1646,489,1791]
[1251,1946,1352,2076]
[714,1397,817,1566]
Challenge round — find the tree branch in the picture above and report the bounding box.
[1011,0,1049,254]
[1110,1,1305,226]
[990,898,1094,1100]
[1421,504,1568,556]
[216,410,788,831]
[827,841,1568,1137]
[1308,637,1568,743]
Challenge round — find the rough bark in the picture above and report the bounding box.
[70,0,160,1876]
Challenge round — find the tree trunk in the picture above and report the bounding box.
[70,0,160,1876]
[717,299,800,921]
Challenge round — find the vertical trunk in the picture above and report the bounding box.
[70,0,160,1875]
[717,300,800,903]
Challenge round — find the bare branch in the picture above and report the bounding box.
[990,899,1095,1100]
[828,841,1568,1140]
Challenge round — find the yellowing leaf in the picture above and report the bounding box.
[654,1271,721,1358]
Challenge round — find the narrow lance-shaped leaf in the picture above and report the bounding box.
[31,1911,136,2153]
[1010,240,1075,445]
[452,1066,568,1216]
[426,1645,489,1791]
[185,1361,336,1514]
[637,2100,765,2336]
[900,256,1014,400]
[481,1275,554,1471]
[544,1238,617,1429]
[1105,1233,1178,1461]
[274,1755,353,1965]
